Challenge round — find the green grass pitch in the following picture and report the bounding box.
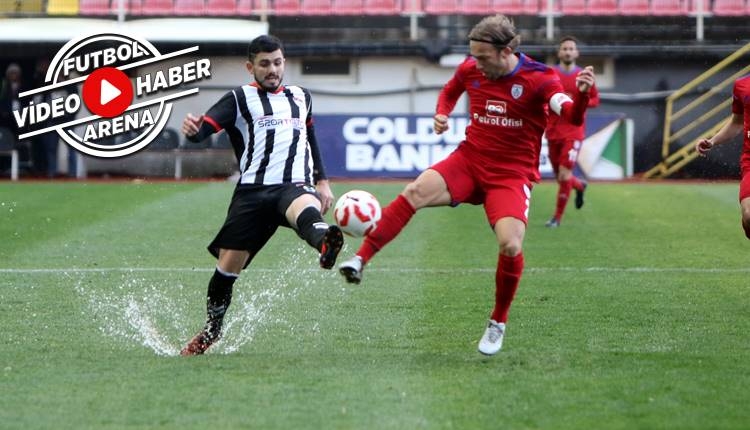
[1,180,748,429]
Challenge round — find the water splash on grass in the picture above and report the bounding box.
[72,244,325,356]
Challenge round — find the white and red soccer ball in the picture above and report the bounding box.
[333,190,382,237]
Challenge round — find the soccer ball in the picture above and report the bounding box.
[333,190,382,237]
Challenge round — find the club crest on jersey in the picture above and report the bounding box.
[485,100,506,117]
[511,84,523,99]
[301,184,317,194]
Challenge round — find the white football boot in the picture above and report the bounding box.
[338,255,363,284]
[478,320,505,356]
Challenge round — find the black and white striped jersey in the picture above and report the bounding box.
[202,83,327,185]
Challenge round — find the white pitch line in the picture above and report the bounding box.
[1,267,749,274]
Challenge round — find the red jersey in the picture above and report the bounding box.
[732,75,750,174]
[545,64,600,141]
[436,53,587,182]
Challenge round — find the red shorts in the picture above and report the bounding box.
[547,138,581,172]
[430,145,533,226]
[740,172,750,202]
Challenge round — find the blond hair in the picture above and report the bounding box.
[468,14,521,52]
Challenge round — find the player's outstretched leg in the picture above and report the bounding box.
[181,267,237,356]
[338,194,416,284]
[319,225,344,269]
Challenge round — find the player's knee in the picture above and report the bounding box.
[402,181,429,209]
[499,239,522,257]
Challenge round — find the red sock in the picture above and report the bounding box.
[357,194,416,264]
[490,253,524,323]
[554,179,573,220]
[570,176,584,191]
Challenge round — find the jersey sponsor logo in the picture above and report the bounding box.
[473,113,524,128]
[257,116,305,129]
[486,100,506,116]
[12,31,211,158]
[511,84,523,99]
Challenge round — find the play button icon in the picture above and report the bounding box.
[82,67,133,118]
[100,79,122,105]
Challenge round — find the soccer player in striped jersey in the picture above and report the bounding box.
[696,75,750,240]
[179,35,343,356]
[544,36,600,228]
[338,14,596,355]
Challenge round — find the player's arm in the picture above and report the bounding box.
[183,91,236,143]
[588,82,601,109]
[434,68,466,135]
[696,113,743,156]
[304,89,333,214]
[551,65,595,126]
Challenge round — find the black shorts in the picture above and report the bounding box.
[208,183,321,263]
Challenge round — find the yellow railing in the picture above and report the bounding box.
[645,41,750,178]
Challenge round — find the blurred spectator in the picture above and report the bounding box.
[32,59,79,178]
[0,63,23,132]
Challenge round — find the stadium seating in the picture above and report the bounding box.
[687,0,711,13]
[78,0,115,15]
[424,0,460,14]
[618,0,650,14]
[139,0,174,14]
[483,0,528,15]
[272,0,302,15]
[206,0,239,15]
[587,0,618,14]
[364,0,400,14]
[712,0,746,15]
[302,0,334,14]
[650,0,687,15]
[173,0,206,15]
[333,0,363,14]
[461,0,493,14]
[236,0,255,14]
[48,0,82,15]
[560,0,586,14]
[5,0,44,13]
[401,0,424,13]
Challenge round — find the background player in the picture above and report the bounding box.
[544,36,600,228]
[696,74,750,239]
[338,14,596,355]
[179,35,343,356]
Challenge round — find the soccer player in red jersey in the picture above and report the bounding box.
[544,36,600,228]
[338,14,596,355]
[696,75,750,239]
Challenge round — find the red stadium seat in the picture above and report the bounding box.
[486,0,528,15]
[116,0,142,14]
[402,0,423,13]
[424,0,460,14]
[618,0,649,14]
[303,0,333,14]
[587,0,617,14]
[686,0,711,14]
[560,0,586,15]
[206,0,237,15]
[236,0,256,14]
[140,0,174,14]
[173,0,205,15]
[334,0,364,14]
[712,0,746,15]
[538,0,561,14]
[650,0,687,15]
[79,0,112,15]
[364,0,400,14]
[461,0,492,14]
[522,0,539,13]
[272,0,302,14]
